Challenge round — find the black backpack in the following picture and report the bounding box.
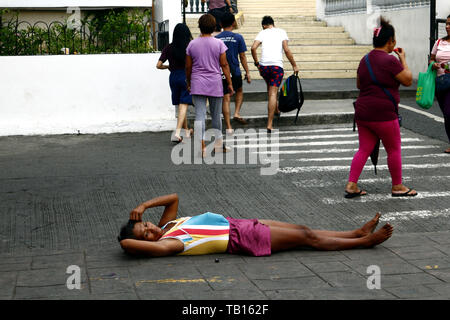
[278,74,304,124]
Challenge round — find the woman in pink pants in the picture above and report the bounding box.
[345,17,417,198]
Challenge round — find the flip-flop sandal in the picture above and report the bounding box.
[171,136,183,144]
[391,188,417,197]
[233,117,248,125]
[344,190,367,199]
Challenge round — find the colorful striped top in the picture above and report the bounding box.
[159,212,230,255]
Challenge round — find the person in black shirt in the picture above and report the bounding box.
[157,23,194,143]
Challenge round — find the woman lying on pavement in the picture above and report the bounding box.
[118,194,393,257]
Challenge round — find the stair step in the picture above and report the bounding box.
[240,32,351,39]
[248,61,359,71]
[248,70,357,79]
[244,53,365,62]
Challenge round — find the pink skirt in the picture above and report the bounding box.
[226,217,271,256]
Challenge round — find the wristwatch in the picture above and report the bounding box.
[254,62,259,67]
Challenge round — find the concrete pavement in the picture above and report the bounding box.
[1,79,450,303]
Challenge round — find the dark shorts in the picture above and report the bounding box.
[259,65,284,87]
[222,74,243,95]
[226,217,271,256]
[169,69,193,106]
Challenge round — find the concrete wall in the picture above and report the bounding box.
[317,1,430,79]
[437,0,450,19]
[0,54,175,136]
[153,0,182,42]
[0,0,152,7]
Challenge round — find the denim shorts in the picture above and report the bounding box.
[169,69,193,105]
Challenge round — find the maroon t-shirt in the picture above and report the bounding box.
[355,50,404,122]
[158,44,186,72]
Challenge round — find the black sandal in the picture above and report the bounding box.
[344,190,367,199]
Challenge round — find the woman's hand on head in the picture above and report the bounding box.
[130,204,146,221]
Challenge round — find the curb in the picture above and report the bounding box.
[188,112,355,129]
[238,89,417,102]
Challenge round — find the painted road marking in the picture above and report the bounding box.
[252,145,441,155]
[233,138,422,149]
[322,191,450,205]
[378,208,450,222]
[231,127,353,137]
[399,104,445,123]
[278,163,450,174]
[291,175,450,188]
[285,153,450,163]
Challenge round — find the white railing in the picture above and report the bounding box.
[324,0,430,16]
[324,0,367,15]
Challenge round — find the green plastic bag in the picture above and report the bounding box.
[416,63,436,109]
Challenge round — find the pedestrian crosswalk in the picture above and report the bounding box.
[225,124,450,231]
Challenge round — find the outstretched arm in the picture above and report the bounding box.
[129,193,179,227]
[120,238,183,257]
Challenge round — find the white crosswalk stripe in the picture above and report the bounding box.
[227,126,450,227]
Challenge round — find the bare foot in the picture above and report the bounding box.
[365,224,394,247]
[356,213,381,237]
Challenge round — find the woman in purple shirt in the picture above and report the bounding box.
[186,14,234,157]
[345,17,417,198]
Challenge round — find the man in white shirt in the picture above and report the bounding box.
[251,16,299,132]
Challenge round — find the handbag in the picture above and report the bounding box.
[416,63,436,109]
[364,54,402,127]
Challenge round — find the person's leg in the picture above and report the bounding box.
[208,96,225,149]
[259,212,381,239]
[222,93,233,132]
[176,103,189,138]
[267,85,278,130]
[370,120,417,196]
[193,95,207,154]
[233,86,244,119]
[269,223,393,252]
[345,121,378,194]
[437,89,450,151]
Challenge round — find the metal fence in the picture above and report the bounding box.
[324,0,430,15]
[0,17,169,56]
[324,0,366,15]
[182,0,239,22]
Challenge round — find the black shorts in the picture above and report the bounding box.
[222,74,243,95]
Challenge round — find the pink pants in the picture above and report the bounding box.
[349,119,402,186]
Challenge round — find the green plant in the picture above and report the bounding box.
[0,8,155,55]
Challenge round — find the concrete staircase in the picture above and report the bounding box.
[186,0,372,79]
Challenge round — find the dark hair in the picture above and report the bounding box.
[221,12,236,29]
[198,14,216,35]
[373,17,395,48]
[261,16,274,27]
[172,23,192,64]
[117,219,139,242]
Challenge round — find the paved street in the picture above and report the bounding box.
[1,114,450,301]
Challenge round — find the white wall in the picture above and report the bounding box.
[437,0,450,19]
[153,0,182,42]
[318,2,430,79]
[0,54,175,136]
[0,0,152,7]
